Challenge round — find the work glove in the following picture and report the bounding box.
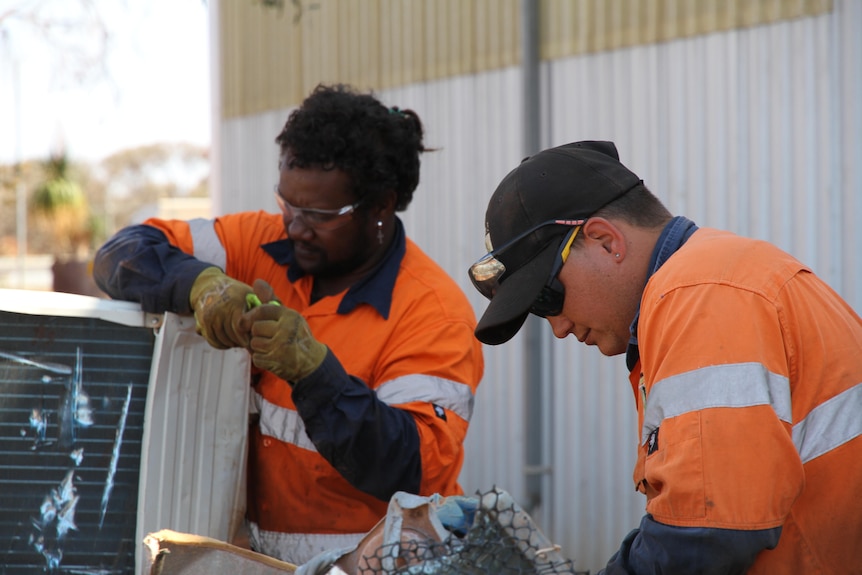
[241,279,328,383]
[189,267,255,349]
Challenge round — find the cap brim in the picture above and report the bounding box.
[474,241,558,345]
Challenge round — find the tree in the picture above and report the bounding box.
[97,143,209,233]
[0,0,111,89]
[29,152,93,260]
[26,151,105,295]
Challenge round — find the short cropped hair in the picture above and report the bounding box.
[591,182,673,229]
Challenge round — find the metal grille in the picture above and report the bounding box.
[324,488,588,575]
[0,310,154,574]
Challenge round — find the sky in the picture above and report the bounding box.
[0,0,211,164]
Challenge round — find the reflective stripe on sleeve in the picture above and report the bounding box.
[643,364,862,465]
[254,374,474,451]
[793,382,862,464]
[642,362,792,441]
[375,374,475,421]
[188,218,226,270]
[247,520,364,566]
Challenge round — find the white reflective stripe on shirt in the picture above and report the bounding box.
[247,520,364,566]
[253,375,474,451]
[375,373,475,421]
[793,382,862,464]
[253,390,317,452]
[642,362,792,442]
[188,218,226,270]
[643,364,862,465]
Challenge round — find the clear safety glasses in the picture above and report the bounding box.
[468,219,584,317]
[274,186,362,232]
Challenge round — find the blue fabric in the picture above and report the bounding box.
[261,218,407,319]
[94,218,423,502]
[93,224,213,313]
[599,514,781,574]
[292,350,422,500]
[435,495,478,536]
[94,218,410,319]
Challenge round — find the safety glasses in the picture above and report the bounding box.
[469,219,585,316]
[529,225,581,317]
[274,186,362,232]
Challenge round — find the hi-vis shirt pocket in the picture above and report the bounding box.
[637,413,707,521]
[633,369,704,512]
[634,439,658,500]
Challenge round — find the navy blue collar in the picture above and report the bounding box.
[626,216,699,371]
[260,218,406,319]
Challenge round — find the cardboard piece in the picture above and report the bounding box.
[143,529,297,575]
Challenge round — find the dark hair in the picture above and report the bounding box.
[275,83,428,212]
[568,183,672,249]
[590,182,673,228]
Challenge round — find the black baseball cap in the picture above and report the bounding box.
[473,141,642,345]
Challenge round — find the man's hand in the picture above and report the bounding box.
[241,279,327,382]
[189,267,255,349]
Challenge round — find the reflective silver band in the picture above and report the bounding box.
[643,362,862,464]
[643,362,792,439]
[793,382,862,463]
[188,218,226,270]
[254,390,317,452]
[375,373,475,421]
[247,520,364,566]
[253,374,474,451]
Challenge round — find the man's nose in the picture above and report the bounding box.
[546,315,571,339]
[286,213,314,238]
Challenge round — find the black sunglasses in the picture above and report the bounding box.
[529,224,582,317]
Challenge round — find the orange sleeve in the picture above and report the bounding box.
[637,283,803,529]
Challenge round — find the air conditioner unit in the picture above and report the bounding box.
[0,288,250,575]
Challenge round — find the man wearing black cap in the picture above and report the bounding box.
[468,141,862,574]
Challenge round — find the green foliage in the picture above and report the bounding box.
[0,143,209,257]
[28,153,92,258]
[30,177,87,214]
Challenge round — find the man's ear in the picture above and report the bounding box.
[371,189,398,220]
[581,217,626,259]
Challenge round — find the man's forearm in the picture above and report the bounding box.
[94,224,212,313]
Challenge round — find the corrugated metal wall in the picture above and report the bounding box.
[212,1,861,571]
[217,0,829,117]
[219,0,521,117]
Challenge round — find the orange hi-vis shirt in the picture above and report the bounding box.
[102,211,484,565]
[630,227,862,574]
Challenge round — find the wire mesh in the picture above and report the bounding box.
[347,488,588,575]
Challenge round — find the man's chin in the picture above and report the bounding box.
[595,339,627,357]
[292,249,323,275]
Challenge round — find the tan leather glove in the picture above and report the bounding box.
[241,279,327,382]
[189,267,255,349]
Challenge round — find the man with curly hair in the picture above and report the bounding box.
[94,84,484,565]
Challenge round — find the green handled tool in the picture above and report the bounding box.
[246,293,282,309]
